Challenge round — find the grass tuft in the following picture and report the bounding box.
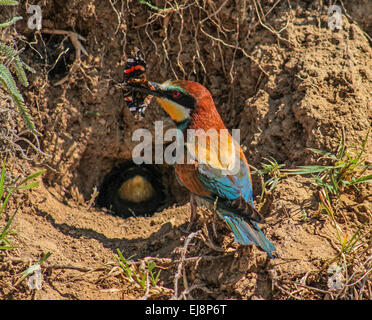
[116,249,167,297]
[284,131,371,198]
[0,159,45,250]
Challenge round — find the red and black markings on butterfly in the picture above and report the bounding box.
[123,53,154,120]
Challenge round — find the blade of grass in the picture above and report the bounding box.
[18,181,40,190]
[344,175,372,186]
[307,148,338,160]
[16,252,51,285]
[0,160,5,200]
[342,222,366,254]
[0,209,17,240]
[284,164,344,175]
[17,169,46,187]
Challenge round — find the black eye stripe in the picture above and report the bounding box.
[166,89,196,109]
[165,90,182,99]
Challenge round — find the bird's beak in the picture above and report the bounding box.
[125,80,190,123]
[124,81,165,98]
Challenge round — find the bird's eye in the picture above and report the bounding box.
[172,90,180,98]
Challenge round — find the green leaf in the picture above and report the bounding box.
[0,192,12,215]
[0,64,38,135]
[356,130,369,162]
[138,0,160,11]
[284,165,343,175]
[0,43,30,86]
[18,181,40,190]
[0,210,17,239]
[0,160,6,201]
[39,251,52,264]
[307,148,337,160]
[22,61,36,74]
[17,252,51,284]
[0,245,18,250]
[343,223,366,253]
[0,0,19,5]
[18,264,39,284]
[344,175,372,186]
[141,273,147,288]
[18,169,46,187]
[329,171,339,195]
[268,177,280,191]
[0,16,22,28]
[155,269,161,283]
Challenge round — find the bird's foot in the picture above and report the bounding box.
[212,197,219,238]
[180,212,199,234]
[200,223,225,252]
[186,212,199,232]
[180,193,199,233]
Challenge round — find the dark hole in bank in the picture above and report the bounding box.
[45,34,75,81]
[96,162,167,218]
[24,33,76,82]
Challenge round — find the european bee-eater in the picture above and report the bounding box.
[127,80,275,258]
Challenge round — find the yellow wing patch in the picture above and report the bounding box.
[185,129,237,171]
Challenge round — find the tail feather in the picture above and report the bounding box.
[223,215,275,258]
[192,195,275,258]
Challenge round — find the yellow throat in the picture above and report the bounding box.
[156,97,190,123]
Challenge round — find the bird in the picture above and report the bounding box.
[127,79,275,258]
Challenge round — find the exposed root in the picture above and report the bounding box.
[42,29,88,59]
[171,230,201,300]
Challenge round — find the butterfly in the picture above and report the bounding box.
[122,48,154,120]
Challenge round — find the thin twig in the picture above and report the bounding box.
[171,230,201,300]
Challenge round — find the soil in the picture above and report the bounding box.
[0,0,371,300]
